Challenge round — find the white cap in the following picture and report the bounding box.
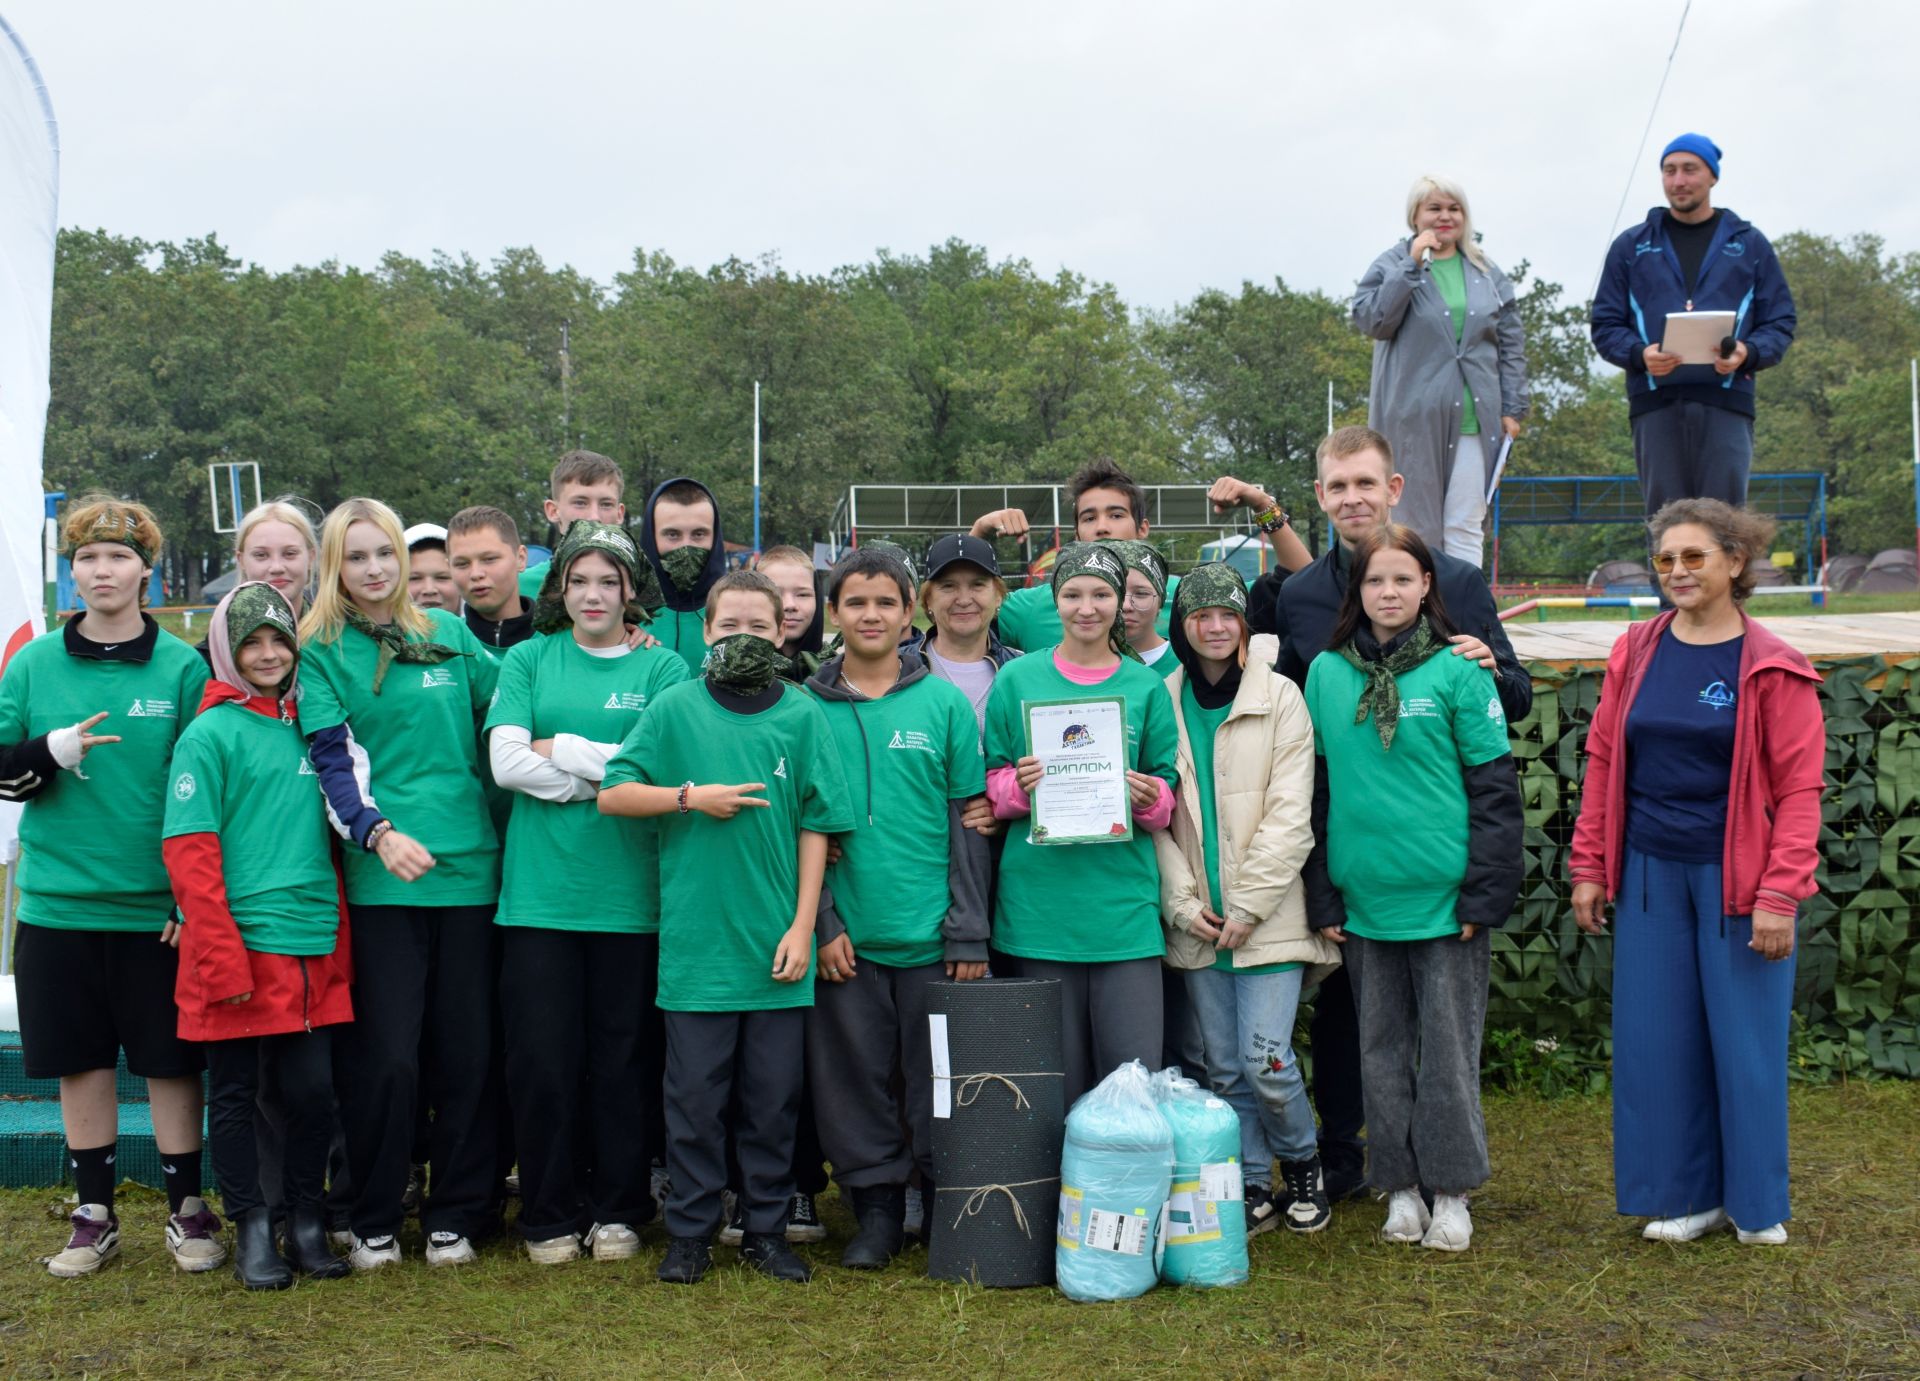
[403,522,448,549]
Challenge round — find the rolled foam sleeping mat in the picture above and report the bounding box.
[925,977,1065,1288]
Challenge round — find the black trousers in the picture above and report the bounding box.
[501,926,653,1240]
[807,959,944,1191]
[1309,964,1367,1182]
[207,1028,335,1219]
[665,1008,804,1238]
[336,903,500,1240]
[726,1058,828,1199]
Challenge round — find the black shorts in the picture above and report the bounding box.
[14,921,202,1080]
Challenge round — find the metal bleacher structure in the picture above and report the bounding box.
[1489,470,1830,593]
[828,483,1272,575]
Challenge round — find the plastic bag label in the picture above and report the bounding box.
[929,1013,952,1119]
[1199,1160,1243,1203]
[1056,1185,1084,1249]
[1083,1207,1150,1256]
[1167,1181,1222,1244]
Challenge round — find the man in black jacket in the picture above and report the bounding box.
[1234,425,1530,1205]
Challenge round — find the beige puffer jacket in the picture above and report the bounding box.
[1155,635,1342,974]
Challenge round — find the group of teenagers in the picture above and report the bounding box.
[2,424,1824,1292]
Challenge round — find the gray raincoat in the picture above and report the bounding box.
[1351,239,1531,552]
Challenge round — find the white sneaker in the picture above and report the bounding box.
[327,1229,354,1253]
[1642,1207,1728,1242]
[1381,1188,1431,1244]
[1422,1194,1472,1252]
[588,1222,640,1261]
[526,1232,581,1265]
[1736,1222,1788,1246]
[164,1196,228,1272]
[424,1231,477,1266]
[348,1232,402,1271]
[47,1204,121,1278]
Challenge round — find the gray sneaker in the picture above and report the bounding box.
[48,1204,121,1278]
[165,1196,227,1271]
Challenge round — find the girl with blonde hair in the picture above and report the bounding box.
[298,497,503,1270]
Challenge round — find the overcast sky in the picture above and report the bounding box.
[9,0,1915,312]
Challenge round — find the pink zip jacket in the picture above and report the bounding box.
[1569,609,1825,918]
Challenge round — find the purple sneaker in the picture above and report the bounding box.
[166,1196,228,1272]
[48,1203,121,1277]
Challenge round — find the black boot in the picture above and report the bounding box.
[839,1185,905,1271]
[232,1207,293,1291]
[740,1232,812,1282]
[284,1205,351,1279]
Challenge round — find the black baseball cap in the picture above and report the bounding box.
[925,534,1001,581]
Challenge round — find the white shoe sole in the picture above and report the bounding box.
[425,1245,477,1267]
[1421,1231,1471,1252]
[785,1224,827,1244]
[528,1243,581,1265]
[47,1243,120,1278]
[1736,1225,1788,1246]
[169,1246,228,1272]
[1642,1210,1729,1243]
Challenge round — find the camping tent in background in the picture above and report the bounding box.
[0,12,59,1018]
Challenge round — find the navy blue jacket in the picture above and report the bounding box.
[1590,207,1796,419]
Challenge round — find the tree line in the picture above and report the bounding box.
[45,227,1920,598]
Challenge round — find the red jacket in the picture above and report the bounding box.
[167,682,353,1042]
[1569,610,1825,917]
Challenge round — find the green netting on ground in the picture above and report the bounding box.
[1496,653,1920,1080]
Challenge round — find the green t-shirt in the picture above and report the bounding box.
[983,651,1178,962]
[299,607,502,908]
[653,607,711,676]
[518,559,550,600]
[1178,682,1297,976]
[809,672,985,967]
[997,575,1180,654]
[1140,644,1180,681]
[602,681,853,1011]
[484,633,690,934]
[0,623,206,932]
[1427,254,1479,436]
[163,703,339,956]
[1305,646,1511,942]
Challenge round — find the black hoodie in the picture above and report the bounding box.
[640,476,728,671]
[803,652,992,964]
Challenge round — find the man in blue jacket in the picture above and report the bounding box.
[1590,133,1796,514]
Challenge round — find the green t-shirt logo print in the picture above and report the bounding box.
[774,756,788,779]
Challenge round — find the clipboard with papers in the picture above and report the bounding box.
[1660,310,1737,366]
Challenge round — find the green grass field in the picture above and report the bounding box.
[3,1084,1915,1379]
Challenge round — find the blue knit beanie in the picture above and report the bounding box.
[1660,133,1722,179]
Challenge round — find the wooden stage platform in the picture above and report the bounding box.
[1505,610,1920,666]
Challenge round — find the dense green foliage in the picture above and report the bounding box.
[44,228,1920,595]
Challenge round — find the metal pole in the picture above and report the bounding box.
[42,491,63,623]
[1910,358,1918,577]
[1326,380,1334,435]
[560,319,572,434]
[752,381,763,554]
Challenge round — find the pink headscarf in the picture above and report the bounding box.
[208,580,302,706]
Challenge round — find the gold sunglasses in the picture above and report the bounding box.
[1650,547,1715,574]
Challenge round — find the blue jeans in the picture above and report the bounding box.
[1184,966,1318,1186]
[1611,849,1795,1230]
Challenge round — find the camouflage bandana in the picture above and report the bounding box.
[658,544,711,594]
[65,510,155,568]
[702,632,783,696]
[859,540,918,585]
[1337,618,1443,751]
[1111,539,1167,601]
[1173,562,1248,622]
[343,606,465,695]
[532,521,664,635]
[218,582,301,701]
[1050,542,1136,660]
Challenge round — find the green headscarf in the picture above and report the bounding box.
[703,633,784,696]
[1050,542,1135,659]
[1111,539,1168,602]
[65,508,155,568]
[216,582,300,701]
[1337,618,1444,750]
[658,544,712,594]
[1173,562,1248,622]
[531,521,664,636]
[343,607,465,695]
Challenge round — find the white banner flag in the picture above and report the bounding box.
[0,13,59,864]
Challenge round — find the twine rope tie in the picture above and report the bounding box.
[935,1176,1061,1237]
[949,1070,1063,1112]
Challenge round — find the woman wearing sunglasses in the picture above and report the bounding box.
[1569,498,1824,1247]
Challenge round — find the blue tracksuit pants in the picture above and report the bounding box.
[1610,849,1795,1230]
